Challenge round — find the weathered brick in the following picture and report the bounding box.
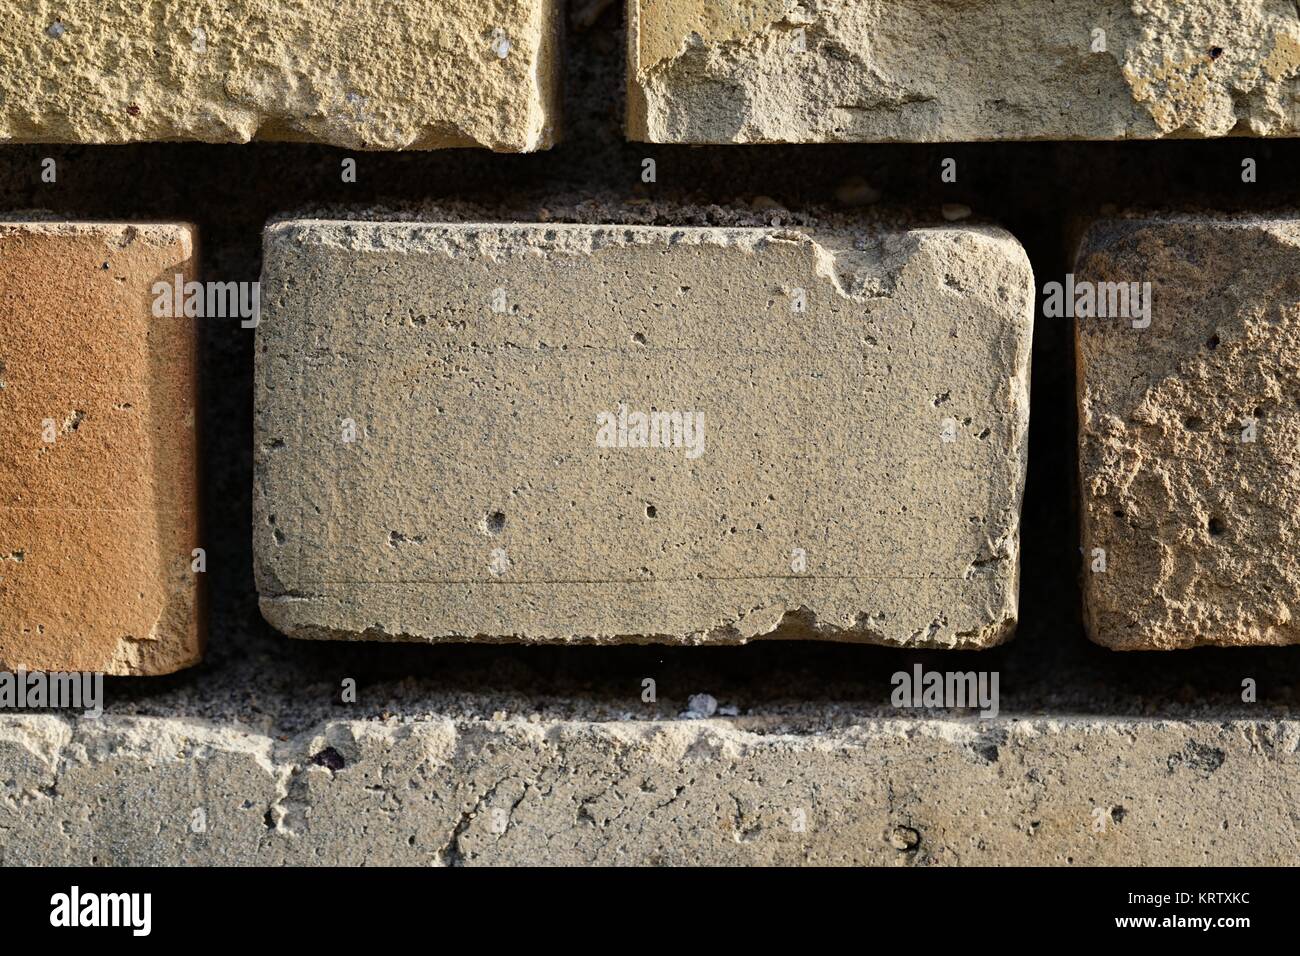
[0,222,203,674]
[4,712,1298,865]
[255,220,1033,647]
[627,0,1300,143]
[1076,216,1300,649]
[0,0,563,151]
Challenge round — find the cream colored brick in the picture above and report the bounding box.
[628,0,1300,143]
[0,0,563,150]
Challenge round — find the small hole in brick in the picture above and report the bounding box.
[310,747,346,772]
[632,332,647,344]
[1208,516,1226,536]
[888,825,921,851]
[1184,415,1204,430]
[646,504,657,518]
[1207,334,1220,350]
[1209,46,1224,59]
[484,511,506,535]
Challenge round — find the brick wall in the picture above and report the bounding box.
[1,0,1299,866]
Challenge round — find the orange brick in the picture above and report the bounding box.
[0,222,203,674]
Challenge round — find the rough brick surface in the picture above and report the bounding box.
[0,0,563,151]
[1076,216,1300,649]
[628,0,1300,143]
[0,222,203,675]
[3,712,1298,865]
[254,220,1033,648]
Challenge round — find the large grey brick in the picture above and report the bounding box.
[254,221,1033,647]
[4,712,1298,865]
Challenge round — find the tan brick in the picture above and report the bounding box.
[1075,216,1300,649]
[0,0,563,151]
[628,0,1300,143]
[254,220,1033,648]
[0,222,204,675]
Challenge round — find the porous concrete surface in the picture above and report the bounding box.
[0,222,204,675]
[4,7,1300,865]
[0,0,563,151]
[628,0,1300,143]
[4,710,1300,864]
[1076,215,1300,649]
[254,220,1032,648]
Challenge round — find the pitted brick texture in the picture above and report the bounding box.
[3,713,1297,865]
[0,0,563,150]
[254,220,1033,648]
[628,0,1300,143]
[1076,216,1300,649]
